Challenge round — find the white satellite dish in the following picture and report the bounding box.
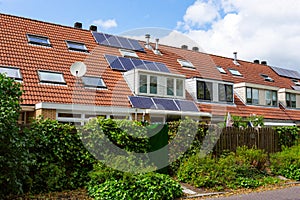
[70,62,87,77]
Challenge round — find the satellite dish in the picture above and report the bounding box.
[70,62,87,77]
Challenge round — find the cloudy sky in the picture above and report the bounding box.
[1,0,299,72]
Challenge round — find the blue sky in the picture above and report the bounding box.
[1,0,300,72]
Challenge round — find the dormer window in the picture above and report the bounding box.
[38,70,66,85]
[261,74,274,82]
[217,66,226,74]
[177,59,195,69]
[0,66,22,81]
[82,76,106,89]
[292,79,300,86]
[27,34,51,47]
[229,69,242,76]
[66,41,88,52]
[119,49,139,58]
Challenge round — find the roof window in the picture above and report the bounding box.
[66,40,88,52]
[119,49,139,58]
[0,66,22,80]
[27,34,51,47]
[229,69,242,76]
[177,59,195,69]
[216,66,226,74]
[82,76,106,88]
[261,74,274,82]
[38,70,66,85]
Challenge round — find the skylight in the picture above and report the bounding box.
[38,70,66,84]
[82,76,106,88]
[229,69,242,76]
[177,59,195,69]
[119,49,139,58]
[260,74,274,82]
[27,34,51,47]
[216,66,226,74]
[66,41,88,52]
[0,66,22,80]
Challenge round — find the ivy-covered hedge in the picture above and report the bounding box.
[273,126,300,148]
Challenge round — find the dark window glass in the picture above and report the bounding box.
[197,81,212,100]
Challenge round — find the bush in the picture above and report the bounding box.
[24,118,96,193]
[270,144,300,181]
[274,126,300,148]
[0,74,28,199]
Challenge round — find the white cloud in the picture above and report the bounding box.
[93,19,117,30]
[176,0,300,71]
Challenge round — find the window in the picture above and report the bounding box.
[218,84,233,102]
[286,93,296,108]
[246,87,259,104]
[150,76,157,94]
[167,78,174,96]
[119,49,139,58]
[229,69,242,76]
[265,90,277,106]
[197,81,212,100]
[177,59,195,69]
[27,34,51,47]
[217,66,226,74]
[139,74,148,93]
[0,66,22,80]
[82,76,106,88]
[66,40,88,52]
[261,74,274,82]
[176,79,184,97]
[38,70,66,84]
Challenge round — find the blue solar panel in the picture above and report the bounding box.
[155,62,170,73]
[92,32,107,44]
[105,34,121,48]
[128,38,144,51]
[104,55,125,71]
[116,37,133,50]
[175,100,199,112]
[131,58,147,70]
[153,98,179,111]
[129,96,156,109]
[143,61,159,71]
[118,57,135,71]
[271,66,300,79]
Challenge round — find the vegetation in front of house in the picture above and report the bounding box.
[274,126,300,147]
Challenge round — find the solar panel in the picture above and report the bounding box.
[104,55,126,71]
[143,61,159,71]
[175,100,199,112]
[131,58,147,70]
[292,86,300,91]
[152,98,179,111]
[92,32,144,52]
[271,66,300,79]
[118,57,135,71]
[128,96,156,109]
[154,62,170,73]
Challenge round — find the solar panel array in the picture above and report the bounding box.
[271,66,300,79]
[92,32,144,52]
[128,96,199,112]
[104,54,170,73]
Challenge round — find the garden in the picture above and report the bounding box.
[1,74,300,199]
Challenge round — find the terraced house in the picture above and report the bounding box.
[1,13,300,126]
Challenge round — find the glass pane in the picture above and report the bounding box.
[226,85,233,102]
[67,41,87,51]
[217,67,226,73]
[150,76,157,94]
[0,67,21,79]
[197,81,205,99]
[252,89,259,104]
[176,79,184,96]
[82,76,106,88]
[139,74,147,93]
[205,82,212,100]
[27,34,50,46]
[218,84,226,101]
[39,71,65,84]
[167,78,174,96]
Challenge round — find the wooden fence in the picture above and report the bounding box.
[213,127,280,155]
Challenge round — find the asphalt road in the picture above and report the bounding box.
[206,186,300,200]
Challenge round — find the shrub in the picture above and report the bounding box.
[0,74,28,199]
[274,126,300,148]
[270,144,300,181]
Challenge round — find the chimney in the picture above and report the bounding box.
[253,60,260,64]
[233,52,240,65]
[74,22,82,29]
[261,61,267,65]
[145,34,152,49]
[192,46,199,52]
[154,38,161,55]
[89,25,97,32]
[181,45,188,50]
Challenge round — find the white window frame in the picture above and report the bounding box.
[177,59,195,69]
[0,66,22,81]
[229,68,242,76]
[66,40,88,52]
[27,34,51,47]
[216,66,226,74]
[38,70,66,85]
[119,49,139,58]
